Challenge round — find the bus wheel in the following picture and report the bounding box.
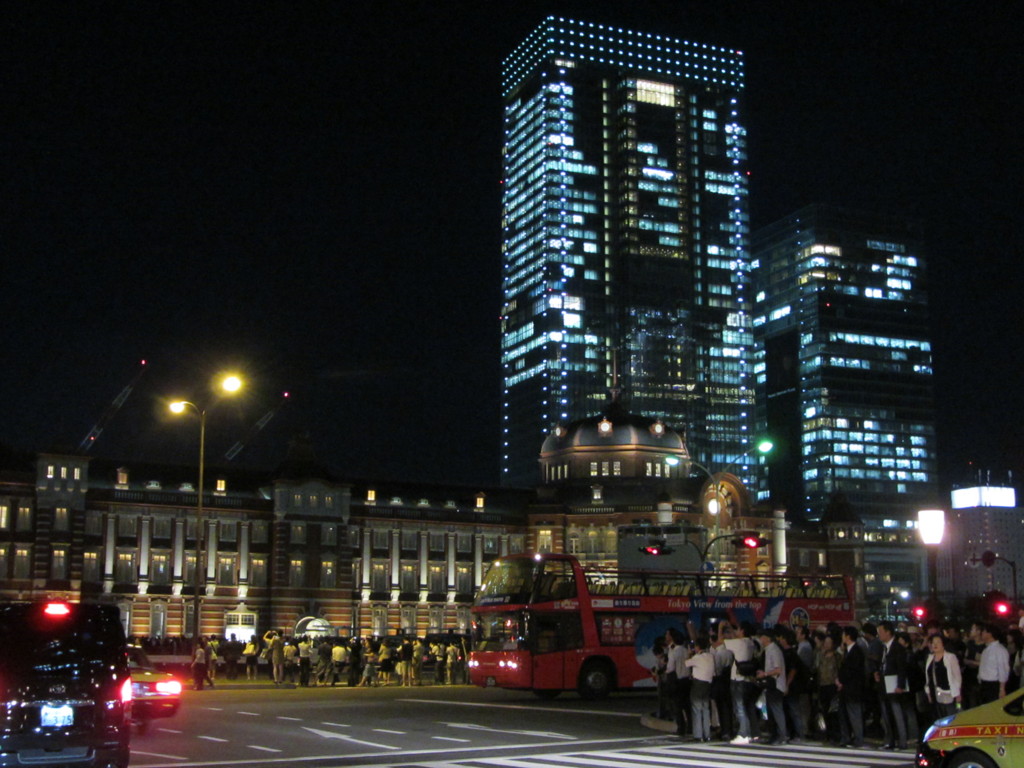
[533,689,561,700]
[577,660,614,700]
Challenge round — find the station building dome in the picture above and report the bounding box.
[539,393,690,486]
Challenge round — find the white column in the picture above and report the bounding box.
[390,528,401,602]
[138,517,151,594]
[473,533,484,588]
[172,518,185,596]
[237,522,250,600]
[361,527,372,602]
[103,515,116,593]
[205,519,218,595]
[446,531,456,603]
[418,531,429,602]
[772,508,788,574]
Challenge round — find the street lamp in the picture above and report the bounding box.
[169,373,243,648]
[918,508,945,612]
[693,439,774,517]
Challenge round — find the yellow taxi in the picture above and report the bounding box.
[917,688,1024,768]
[128,646,183,732]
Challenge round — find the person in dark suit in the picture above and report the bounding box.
[837,626,866,748]
[876,621,909,750]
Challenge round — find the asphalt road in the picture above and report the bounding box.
[129,683,915,768]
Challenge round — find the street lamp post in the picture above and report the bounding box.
[686,440,774,567]
[918,508,945,613]
[170,374,242,650]
[970,550,1019,611]
[690,439,774,518]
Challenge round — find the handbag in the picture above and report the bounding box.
[936,690,955,705]
[755,675,776,690]
[736,658,759,676]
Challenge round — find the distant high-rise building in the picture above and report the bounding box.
[752,204,940,526]
[500,17,755,487]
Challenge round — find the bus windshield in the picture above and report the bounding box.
[475,558,538,606]
[472,611,526,651]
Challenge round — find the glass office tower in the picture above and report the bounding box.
[500,17,754,486]
[752,205,939,525]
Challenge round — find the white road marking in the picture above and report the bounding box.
[401,698,637,717]
[277,716,302,721]
[320,721,350,727]
[301,726,401,750]
[246,745,282,753]
[447,722,576,741]
[432,736,471,743]
[198,736,229,743]
[123,735,651,767]
[374,728,406,735]
[157,727,183,734]
[237,711,260,716]
[130,749,189,760]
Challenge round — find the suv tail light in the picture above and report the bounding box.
[43,602,71,617]
[120,678,133,703]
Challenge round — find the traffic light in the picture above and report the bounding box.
[639,540,673,556]
[910,605,927,622]
[984,590,1011,619]
[733,533,769,549]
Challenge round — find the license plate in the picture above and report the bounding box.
[40,704,74,728]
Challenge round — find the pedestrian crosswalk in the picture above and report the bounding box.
[405,740,914,768]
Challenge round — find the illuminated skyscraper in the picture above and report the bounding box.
[500,17,755,486]
[752,204,939,527]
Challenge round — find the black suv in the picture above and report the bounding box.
[0,602,131,768]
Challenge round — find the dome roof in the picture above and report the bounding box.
[541,397,687,455]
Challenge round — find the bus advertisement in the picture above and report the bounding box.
[468,553,855,699]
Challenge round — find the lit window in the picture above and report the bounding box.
[636,79,675,106]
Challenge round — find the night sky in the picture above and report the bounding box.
[2,1,1020,493]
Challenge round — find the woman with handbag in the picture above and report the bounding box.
[924,634,962,719]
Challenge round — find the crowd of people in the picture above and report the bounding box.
[172,633,469,690]
[653,616,1024,750]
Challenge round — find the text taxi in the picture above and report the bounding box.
[917,689,1024,768]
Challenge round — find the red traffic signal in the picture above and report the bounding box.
[733,534,769,549]
[984,590,1011,618]
[911,606,927,621]
[639,540,673,556]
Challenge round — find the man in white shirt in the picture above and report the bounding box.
[724,622,759,744]
[665,628,691,736]
[978,623,1011,704]
[711,625,735,740]
[685,636,717,742]
[756,629,788,745]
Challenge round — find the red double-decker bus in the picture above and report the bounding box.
[468,553,855,699]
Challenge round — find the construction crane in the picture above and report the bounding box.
[78,359,148,451]
[224,391,291,461]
